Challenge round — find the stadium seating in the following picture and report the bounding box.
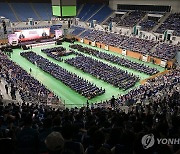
[150,43,179,60]
[78,29,180,60]
[105,11,146,27]
[139,17,159,31]
[11,3,39,21]
[0,2,53,22]
[117,11,146,27]
[156,13,180,36]
[80,29,92,38]
[77,4,93,19]
[105,16,123,25]
[71,26,85,36]
[80,4,102,21]
[32,3,52,20]
[88,5,113,23]
[81,29,157,55]
[0,3,17,22]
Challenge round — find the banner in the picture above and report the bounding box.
[8,34,18,45]
[15,28,50,41]
[122,49,127,56]
[91,41,95,46]
[80,38,84,43]
[105,45,109,50]
[142,55,148,62]
[55,30,62,39]
[160,60,167,67]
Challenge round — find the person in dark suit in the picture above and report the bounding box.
[42,31,47,37]
[111,95,115,108]
[19,33,25,39]
[5,84,8,94]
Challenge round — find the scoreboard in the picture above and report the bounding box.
[52,0,76,17]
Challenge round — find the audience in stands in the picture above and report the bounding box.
[0,67,179,154]
[156,13,180,36]
[139,16,160,31]
[21,52,105,99]
[70,44,159,75]
[65,55,139,90]
[150,43,179,60]
[82,30,157,55]
[106,11,146,27]
[109,68,180,108]
[80,29,179,60]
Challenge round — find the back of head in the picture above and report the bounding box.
[45,131,64,153]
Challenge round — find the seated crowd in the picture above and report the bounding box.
[0,69,179,154]
[41,47,74,61]
[150,43,179,60]
[0,52,58,104]
[107,68,180,107]
[105,16,123,25]
[65,55,139,90]
[70,44,159,75]
[41,47,66,62]
[81,29,179,60]
[156,13,180,36]
[21,52,105,99]
[139,16,160,31]
[117,11,146,27]
[82,30,157,55]
[106,11,146,27]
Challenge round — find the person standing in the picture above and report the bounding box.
[5,84,8,94]
[11,87,16,100]
[111,95,115,108]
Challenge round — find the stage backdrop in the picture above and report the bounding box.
[15,28,50,41]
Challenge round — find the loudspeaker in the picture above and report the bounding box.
[68,20,71,28]
[2,20,7,34]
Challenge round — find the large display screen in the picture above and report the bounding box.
[15,28,50,41]
[52,0,76,17]
[62,6,76,16]
[52,6,61,16]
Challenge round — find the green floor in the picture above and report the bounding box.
[10,42,164,108]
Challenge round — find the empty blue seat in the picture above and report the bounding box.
[0,3,17,22]
[81,4,102,21]
[71,26,85,35]
[11,3,39,21]
[77,4,92,19]
[88,6,113,23]
[32,3,52,21]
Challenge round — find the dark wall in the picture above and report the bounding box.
[1,0,51,3]
[77,0,108,4]
[0,0,108,4]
